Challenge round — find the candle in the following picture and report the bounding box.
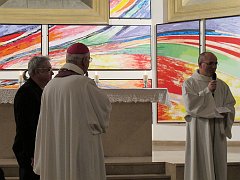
[19,71,23,83]
[18,71,24,87]
[94,71,99,83]
[143,71,148,88]
[143,71,148,82]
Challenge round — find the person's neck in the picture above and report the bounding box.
[30,77,45,89]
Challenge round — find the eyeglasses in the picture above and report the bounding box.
[202,62,218,66]
[37,67,53,72]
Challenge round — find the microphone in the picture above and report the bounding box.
[212,73,217,97]
[212,72,217,81]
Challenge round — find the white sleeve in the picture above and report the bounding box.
[182,79,222,119]
[86,80,112,134]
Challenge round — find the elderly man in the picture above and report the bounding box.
[34,43,112,180]
[182,52,236,180]
[13,56,53,180]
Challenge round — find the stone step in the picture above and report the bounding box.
[4,174,170,180]
[5,177,19,180]
[0,161,166,177]
[1,167,18,178]
[166,162,240,180]
[0,159,18,178]
[1,160,240,180]
[1,161,166,176]
[106,162,166,175]
[107,174,171,180]
[227,162,240,180]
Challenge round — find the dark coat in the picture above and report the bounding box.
[12,78,42,167]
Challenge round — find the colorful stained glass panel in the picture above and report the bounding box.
[156,21,200,122]
[109,0,151,19]
[0,25,42,70]
[206,16,240,121]
[48,25,151,70]
[0,79,19,88]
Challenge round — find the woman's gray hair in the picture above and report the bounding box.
[28,56,50,76]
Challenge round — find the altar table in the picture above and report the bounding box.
[0,88,170,158]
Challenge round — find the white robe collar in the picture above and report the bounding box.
[61,63,84,75]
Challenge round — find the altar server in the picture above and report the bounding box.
[34,43,112,180]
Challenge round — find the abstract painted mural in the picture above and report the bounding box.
[0,25,42,70]
[98,79,152,89]
[0,79,19,88]
[156,21,200,122]
[109,0,151,19]
[206,16,240,121]
[48,25,151,70]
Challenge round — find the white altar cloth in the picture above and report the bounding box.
[0,88,171,105]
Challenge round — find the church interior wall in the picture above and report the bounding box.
[0,0,239,143]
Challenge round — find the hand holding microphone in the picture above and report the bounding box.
[208,73,217,95]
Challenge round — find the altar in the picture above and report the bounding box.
[0,88,170,158]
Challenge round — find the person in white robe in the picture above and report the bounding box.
[182,52,235,180]
[33,43,112,180]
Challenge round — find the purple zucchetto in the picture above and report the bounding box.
[67,43,89,54]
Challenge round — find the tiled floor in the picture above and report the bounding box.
[105,142,240,164]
